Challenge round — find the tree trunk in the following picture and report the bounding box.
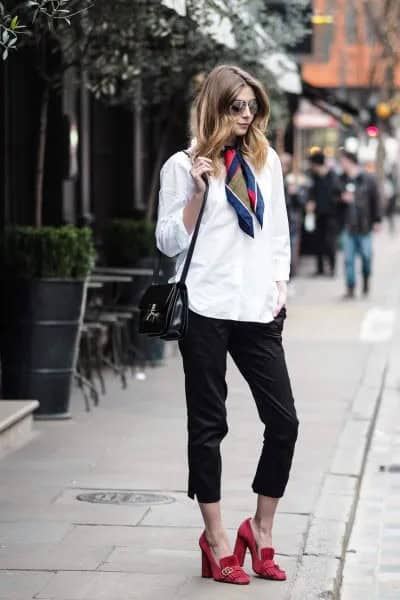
[376,61,394,212]
[133,80,145,211]
[146,116,174,223]
[35,85,50,228]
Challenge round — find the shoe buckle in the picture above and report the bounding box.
[221,566,234,576]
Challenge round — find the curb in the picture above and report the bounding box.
[289,346,389,600]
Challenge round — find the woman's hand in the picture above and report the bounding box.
[341,190,354,204]
[305,200,315,214]
[373,222,381,233]
[183,156,212,234]
[273,281,287,317]
[190,156,213,194]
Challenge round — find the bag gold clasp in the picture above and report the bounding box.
[145,304,160,323]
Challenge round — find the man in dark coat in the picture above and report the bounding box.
[308,151,342,277]
[339,150,381,298]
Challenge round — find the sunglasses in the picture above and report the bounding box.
[229,99,258,116]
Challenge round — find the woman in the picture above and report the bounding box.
[156,65,298,585]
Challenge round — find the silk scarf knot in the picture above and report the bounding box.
[224,147,264,237]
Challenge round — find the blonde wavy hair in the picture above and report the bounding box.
[190,65,270,175]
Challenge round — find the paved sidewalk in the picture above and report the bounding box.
[0,227,399,600]
[341,304,400,600]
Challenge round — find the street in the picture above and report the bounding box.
[0,224,399,600]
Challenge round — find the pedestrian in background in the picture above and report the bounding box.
[383,170,397,234]
[156,65,298,585]
[339,150,381,298]
[281,152,306,278]
[307,151,342,277]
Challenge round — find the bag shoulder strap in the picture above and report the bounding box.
[180,181,209,284]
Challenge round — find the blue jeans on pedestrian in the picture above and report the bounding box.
[341,230,372,288]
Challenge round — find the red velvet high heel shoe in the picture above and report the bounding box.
[234,518,286,581]
[199,532,250,585]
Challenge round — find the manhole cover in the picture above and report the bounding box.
[76,490,175,506]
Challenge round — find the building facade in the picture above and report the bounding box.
[303,0,400,94]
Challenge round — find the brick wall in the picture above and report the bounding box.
[302,0,400,88]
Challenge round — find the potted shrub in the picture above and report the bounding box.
[0,226,95,419]
[102,219,156,268]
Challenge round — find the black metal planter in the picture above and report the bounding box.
[0,279,87,419]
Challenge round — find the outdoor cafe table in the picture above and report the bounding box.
[92,267,154,277]
[88,273,135,307]
[89,274,133,283]
[87,281,104,289]
[89,268,154,307]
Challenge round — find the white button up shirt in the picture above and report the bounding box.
[155,146,290,323]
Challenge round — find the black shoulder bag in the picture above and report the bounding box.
[138,178,209,341]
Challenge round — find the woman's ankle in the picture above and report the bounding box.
[205,527,228,546]
[252,516,272,536]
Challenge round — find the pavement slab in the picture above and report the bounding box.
[0,521,72,545]
[175,556,298,600]
[0,571,54,600]
[36,571,188,600]
[0,542,114,571]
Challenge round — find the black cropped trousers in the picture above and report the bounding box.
[178,309,299,504]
